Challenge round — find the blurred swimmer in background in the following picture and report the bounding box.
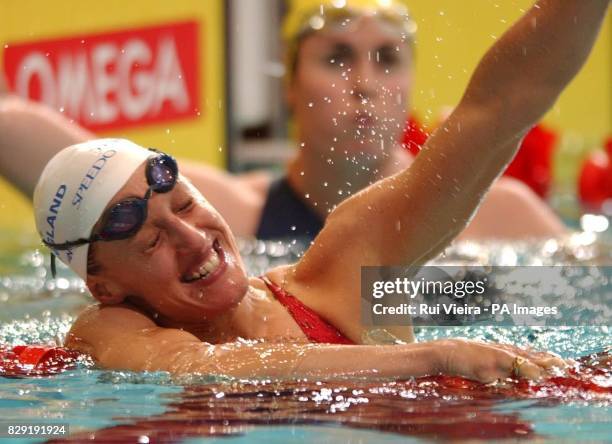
[27,0,609,377]
[255,0,567,240]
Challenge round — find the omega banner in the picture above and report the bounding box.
[4,22,200,132]
[0,0,226,231]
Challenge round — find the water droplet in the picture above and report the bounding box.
[308,102,314,108]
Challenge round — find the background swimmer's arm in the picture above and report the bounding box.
[0,96,94,198]
[292,0,608,283]
[0,95,264,235]
[457,177,567,240]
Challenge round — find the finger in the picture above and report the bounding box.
[500,353,545,381]
[495,344,566,367]
[532,356,568,370]
[516,359,545,380]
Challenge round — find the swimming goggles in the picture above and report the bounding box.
[44,149,178,277]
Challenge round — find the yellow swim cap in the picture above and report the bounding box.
[282,0,417,43]
[282,0,416,82]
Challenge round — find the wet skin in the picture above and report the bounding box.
[84,163,312,343]
[86,163,250,326]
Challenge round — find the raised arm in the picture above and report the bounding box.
[67,304,561,381]
[0,96,93,198]
[295,0,609,283]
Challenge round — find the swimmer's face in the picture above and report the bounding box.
[86,162,249,324]
[288,15,413,160]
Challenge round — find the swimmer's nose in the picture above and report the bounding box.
[350,60,378,101]
[171,218,208,253]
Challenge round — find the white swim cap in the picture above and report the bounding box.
[33,138,152,280]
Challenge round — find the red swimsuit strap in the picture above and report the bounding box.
[261,276,355,345]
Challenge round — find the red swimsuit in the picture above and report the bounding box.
[261,277,355,345]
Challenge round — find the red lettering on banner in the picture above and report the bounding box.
[3,21,200,131]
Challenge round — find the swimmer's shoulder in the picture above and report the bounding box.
[66,303,204,370]
[65,303,158,355]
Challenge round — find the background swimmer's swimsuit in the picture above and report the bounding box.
[256,177,323,241]
[261,277,354,345]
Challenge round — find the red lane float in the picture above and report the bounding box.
[401,116,430,156]
[578,136,612,211]
[2,344,609,402]
[402,118,558,198]
[504,124,558,198]
[0,345,80,377]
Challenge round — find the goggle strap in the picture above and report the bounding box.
[50,253,57,279]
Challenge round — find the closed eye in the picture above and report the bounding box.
[145,231,161,251]
[177,198,194,213]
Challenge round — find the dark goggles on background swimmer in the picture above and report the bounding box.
[44,149,178,277]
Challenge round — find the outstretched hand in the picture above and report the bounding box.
[438,338,568,383]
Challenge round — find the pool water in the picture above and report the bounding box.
[0,231,610,443]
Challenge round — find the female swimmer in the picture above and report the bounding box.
[29,0,608,380]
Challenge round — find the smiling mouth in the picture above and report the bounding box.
[182,239,227,285]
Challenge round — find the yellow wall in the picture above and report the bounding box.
[407,0,610,142]
[0,0,226,232]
